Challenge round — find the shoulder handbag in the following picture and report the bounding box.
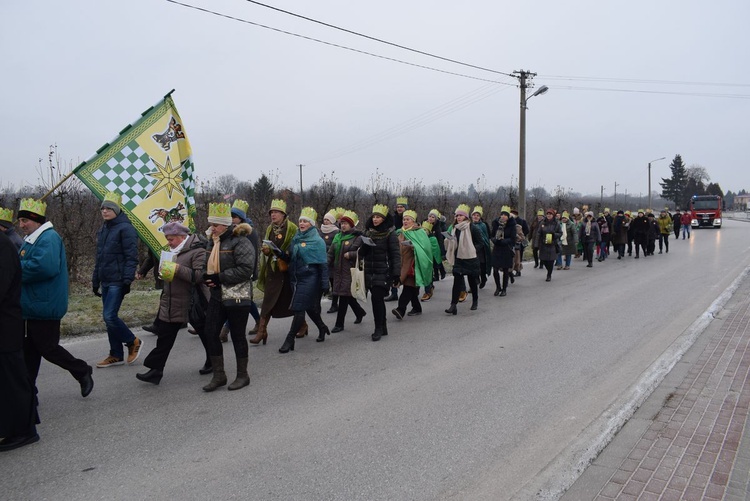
[350,255,367,302]
[222,279,254,309]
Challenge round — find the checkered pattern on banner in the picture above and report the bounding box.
[180,156,196,207]
[92,140,156,210]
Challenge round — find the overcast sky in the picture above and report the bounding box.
[1,0,748,201]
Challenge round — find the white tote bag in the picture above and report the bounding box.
[350,255,367,302]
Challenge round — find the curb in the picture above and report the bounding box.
[512,264,750,500]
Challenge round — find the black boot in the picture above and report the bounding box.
[445,304,457,315]
[372,324,383,342]
[136,368,163,385]
[382,320,388,336]
[331,305,347,333]
[316,325,331,342]
[202,356,227,392]
[279,332,295,353]
[199,359,213,375]
[470,297,478,311]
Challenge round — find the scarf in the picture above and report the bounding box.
[331,230,356,264]
[401,225,433,287]
[585,220,592,237]
[291,226,328,265]
[561,222,568,245]
[320,223,338,235]
[257,219,298,292]
[446,220,476,265]
[207,226,228,274]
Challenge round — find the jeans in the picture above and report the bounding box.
[101,284,136,359]
[682,224,691,239]
[555,254,572,267]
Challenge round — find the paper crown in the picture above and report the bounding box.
[0,207,13,224]
[455,204,471,217]
[232,199,249,214]
[421,221,433,232]
[269,199,287,214]
[637,208,645,214]
[396,196,408,206]
[19,198,47,216]
[562,211,570,219]
[103,191,122,206]
[334,207,346,219]
[323,210,337,223]
[537,209,544,216]
[625,210,632,216]
[500,205,511,215]
[299,206,317,224]
[604,207,610,213]
[341,210,359,227]
[428,209,442,219]
[403,209,417,221]
[208,202,231,219]
[472,206,483,216]
[372,204,389,217]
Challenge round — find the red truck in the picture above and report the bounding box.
[690,195,722,228]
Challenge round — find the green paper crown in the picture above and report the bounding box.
[269,199,287,214]
[429,209,442,219]
[421,221,433,232]
[342,210,359,227]
[334,207,347,219]
[232,199,249,214]
[537,209,544,216]
[209,202,231,219]
[472,206,483,216]
[396,196,408,206]
[299,206,317,223]
[372,204,389,217]
[455,203,471,216]
[0,207,13,223]
[103,191,122,206]
[19,198,46,216]
[500,205,511,215]
[562,211,570,219]
[403,209,417,221]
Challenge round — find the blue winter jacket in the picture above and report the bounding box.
[19,223,69,320]
[92,212,139,288]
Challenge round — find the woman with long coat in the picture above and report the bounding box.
[328,210,366,333]
[277,208,331,353]
[393,210,432,320]
[320,209,341,313]
[471,207,492,289]
[611,210,629,259]
[490,206,516,297]
[201,203,255,392]
[136,223,209,385]
[359,205,401,342]
[444,204,483,314]
[556,211,577,270]
[578,211,602,268]
[535,209,563,282]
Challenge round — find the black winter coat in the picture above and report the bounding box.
[0,231,23,353]
[360,213,401,290]
[93,212,139,287]
[450,223,482,276]
[203,223,255,301]
[490,217,516,269]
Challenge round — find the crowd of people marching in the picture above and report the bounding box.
[0,193,687,451]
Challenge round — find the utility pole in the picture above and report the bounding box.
[601,185,604,208]
[298,164,304,205]
[614,181,619,207]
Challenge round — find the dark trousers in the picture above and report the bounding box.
[532,247,540,266]
[615,243,626,258]
[369,285,388,328]
[492,268,510,291]
[451,273,477,304]
[205,297,250,359]
[583,242,596,265]
[647,237,656,255]
[143,320,182,370]
[0,351,38,438]
[634,236,647,257]
[659,234,670,252]
[396,285,421,315]
[335,296,367,327]
[23,320,89,386]
[541,260,554,277]
[303,290,328,334]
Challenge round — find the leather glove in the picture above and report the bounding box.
[93,286,102,297]
[123,283,131,295]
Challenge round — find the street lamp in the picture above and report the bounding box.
[518,82,548,220]
[648,157,666,210]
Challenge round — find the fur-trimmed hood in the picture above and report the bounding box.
[232,222,253,237]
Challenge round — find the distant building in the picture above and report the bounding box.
[734,194,750,211]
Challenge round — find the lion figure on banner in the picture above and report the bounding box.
[149,202,186,231]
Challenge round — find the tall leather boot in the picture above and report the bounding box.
[228,357,250,390]
[295,320,309,338]
[202,356,227,392]
[248,316,269,345]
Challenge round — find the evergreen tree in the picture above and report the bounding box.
[659,154,688,207]
[683,177,705,208]
[705,182,724,198]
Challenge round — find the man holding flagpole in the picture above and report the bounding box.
[93,192,143,368]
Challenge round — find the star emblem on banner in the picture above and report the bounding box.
[147,156,185,199]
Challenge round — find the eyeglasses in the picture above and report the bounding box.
[100,207,113,212]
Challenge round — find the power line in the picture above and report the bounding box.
[165,0,516,86]
[539,74,750,88]
[241,0,515,78]
[548,85,750,100]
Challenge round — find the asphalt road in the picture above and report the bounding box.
[3,220,749,501]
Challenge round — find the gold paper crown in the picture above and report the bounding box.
[103,191,122,206]
[604,207,610,213]
[428,209,442,219]
[299,206,317,223]
[455,204,471,216]
[342,210,359,227]
[269,199,287,214]
[0,207,13,224]
[625,210,632,216]
[500,205,511,214]
[208,202,231,219]
[638,208,645,213]
[396,196,408,206]
[334,207,347,219]
[537,209,544,216]
[232,199,249,214]
[19,198,47,217]
[562,211,570,219]
[421,221,433,232]
[472,206,483,216]
[372,204,389,217]
[403,209,417,221]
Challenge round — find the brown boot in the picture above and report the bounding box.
[202,356,227,392]
[248,321,259,335]
[219,325,229,343]
[248,316,268,345]
[295,320,309,338]
[228,357,250,391]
